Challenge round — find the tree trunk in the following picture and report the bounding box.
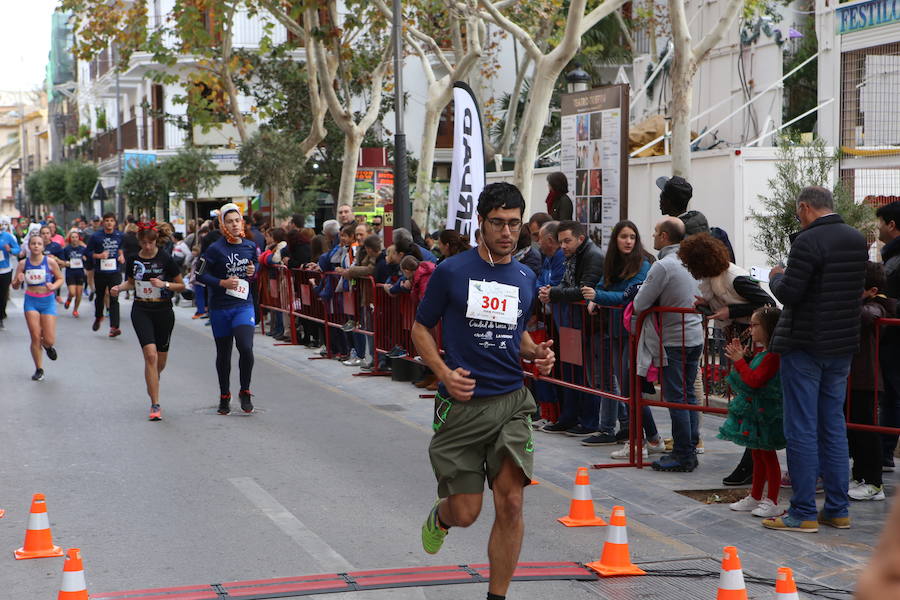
[669,49,695,179]
[513,56,556,205]
[338,129,363,209]
[412,91,448,229]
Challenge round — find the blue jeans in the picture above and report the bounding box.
[596,336,625,434]
[270,311,284,336]
[781,350,852,521]
[558,363,600,431]
[614,339,659,442]
[193,283,207,315]
[662,345,702,460]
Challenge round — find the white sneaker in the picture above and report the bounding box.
[751,498,783,518]
[848,479,865,493]
[610,445,648,460]
[848,483,886,501]
[646,439,667,454]
[729,495,760,512]
[532,418,549,429]
[343,357,363,367]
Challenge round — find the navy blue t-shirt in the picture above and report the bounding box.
[44,241,64,259]
[62,245,89,274]
[415,248,536,398]
[197,237,258,309]
[86,230,124,271]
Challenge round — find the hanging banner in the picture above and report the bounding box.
[447,82,485,246]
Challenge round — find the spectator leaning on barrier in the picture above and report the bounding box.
[538,220,604,436]
[762,185,867,533]
[876,200,900,471]
[632,216,704,473]
[656,175,709,236]
[436,230,471,264]
[582,220,654,450]
[678,232,776,485]
[394,227,437,263]
[535,221,565,291]
[528,212,552,247]
[848,262,896,502]
[372,214,384,239]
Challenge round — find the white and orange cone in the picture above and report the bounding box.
[58,548,88,600]
[558,467,607,526]
[585,505,645,576]
[716,546,748,600]
[14,493,64,560]
[775,567,800,599]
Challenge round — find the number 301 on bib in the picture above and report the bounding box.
[465,280,519,326]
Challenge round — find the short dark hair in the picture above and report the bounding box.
[291,214,305,229]
[797,186,833,210]
[253,212,266,226]
[752,306,782,345]
[557,220,586,238]
[528,212,552,227]
[363,234,383,252]
[865,261,885,291]
[372,214,383,223]
[658,219,685,244]
[476,182,526,218]
[540,220,560,239]
[400,255,419,272]
[102,212,116,221]
[546,172,569,194]
[340,223,356,238]
[876,200,900,228]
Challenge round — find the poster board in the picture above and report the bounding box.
[560,84,629,251]
[354,168,393,217]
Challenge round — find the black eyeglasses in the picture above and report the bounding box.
[485,218,522,232]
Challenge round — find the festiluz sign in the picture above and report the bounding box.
[447,82,485,246]
[837,0,900,34]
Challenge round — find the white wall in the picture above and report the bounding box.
[492,148,789,271]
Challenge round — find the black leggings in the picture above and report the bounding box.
[131,304,175,352]
[93,271,122,328]
[848,389,883,486]
[215,325,255,396]
[0,270,11,321]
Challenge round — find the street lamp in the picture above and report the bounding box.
[566,64,591,94]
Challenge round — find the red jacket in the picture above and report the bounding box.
[411,261,436,303]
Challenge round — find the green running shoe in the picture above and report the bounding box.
[421,499,448,554]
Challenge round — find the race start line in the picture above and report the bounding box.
[89,562,599,599]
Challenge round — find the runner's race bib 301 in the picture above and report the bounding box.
[100,258,117,271]
[69,257,83,269]
[26,269,47,285]
[465,280,519,326]
[136,281,162,299]
[225,278,250,300]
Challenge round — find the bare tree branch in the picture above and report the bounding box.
[692,0,743,62]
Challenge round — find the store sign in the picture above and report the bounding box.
[837,0,900,34]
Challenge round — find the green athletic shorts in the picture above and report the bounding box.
[429,387,536,498]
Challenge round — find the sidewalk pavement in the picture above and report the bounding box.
[183,307,893,593]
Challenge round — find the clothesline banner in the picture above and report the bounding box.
[560,84,630,251]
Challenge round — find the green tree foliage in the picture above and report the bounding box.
[162,146,221,201]
[65,161,100,215]
[238,128,305,216]
[40,162,72,209]
[750,135,875,265]
[121,163,169,213]
[25,171,44,206]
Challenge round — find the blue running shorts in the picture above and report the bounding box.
[23,293,57,316]
[209,304,256,337]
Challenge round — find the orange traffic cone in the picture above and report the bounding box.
[558,467,607,526]
[531,479,540,485]
[0,508,4,518]
[585,506,645,576]
[14,493,63,560]
[58,548,88,600]
[774,567,800,600]
[716,546,748,600]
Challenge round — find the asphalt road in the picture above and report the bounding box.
[0,291,700,599]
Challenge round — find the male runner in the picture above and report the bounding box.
[411,182,555,600]
[197,203,259,414]
[0,224,21,328]
[86,213,125,336]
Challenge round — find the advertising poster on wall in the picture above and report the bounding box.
[560,84,629,251]
[354,168,393,216]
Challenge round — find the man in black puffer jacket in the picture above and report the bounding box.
[763,186,867,534]
[876,201,900,470]
[538,220,604,436]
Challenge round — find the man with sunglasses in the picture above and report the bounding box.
[412,182,555,600]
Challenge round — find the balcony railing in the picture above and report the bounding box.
[91,119,138,161]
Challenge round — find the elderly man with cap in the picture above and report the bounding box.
[656,176,709,237]
[196,203,260,415]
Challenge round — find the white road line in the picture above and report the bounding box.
[230,477,428,599]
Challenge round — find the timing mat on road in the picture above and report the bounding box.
[89,562,598,599]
